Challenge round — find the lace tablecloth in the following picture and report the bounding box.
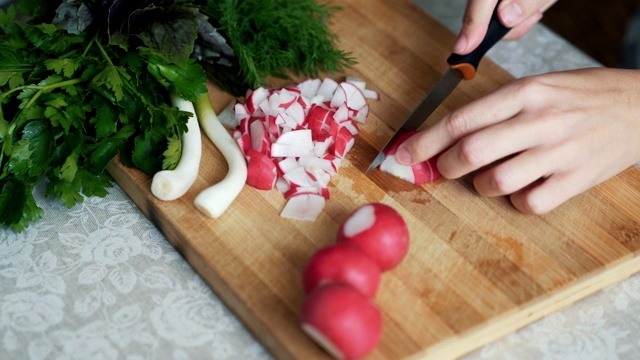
[3,1,639,359]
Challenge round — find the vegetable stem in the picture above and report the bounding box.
[3,78,84,133]
[150,93,202,201]
[95,40,115,67]
[193,91,247,218]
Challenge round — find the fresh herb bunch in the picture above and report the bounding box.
[0,0,355,231]
[0,3,207,231]
[201,0,356,96]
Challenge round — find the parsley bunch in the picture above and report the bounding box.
[0,5,207,231]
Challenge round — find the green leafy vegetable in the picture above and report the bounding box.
[1,0,356,231]
[0,4,207,231]
[200,0,356,96]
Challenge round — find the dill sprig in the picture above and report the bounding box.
[203,0,356,93]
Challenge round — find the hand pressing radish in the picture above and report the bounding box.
[379,130,441,185]
[301,283,382,360]
[337,203,409,271]
[303,243,381,298]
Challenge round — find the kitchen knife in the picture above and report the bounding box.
[366,3,511,173]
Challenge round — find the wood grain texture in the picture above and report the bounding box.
[107,0,640,358]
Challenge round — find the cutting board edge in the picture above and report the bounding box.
[106,160,306,360]
[406,253,640,360]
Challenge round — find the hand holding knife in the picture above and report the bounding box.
[366,1,511,173]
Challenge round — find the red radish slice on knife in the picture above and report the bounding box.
[378,130,441,185]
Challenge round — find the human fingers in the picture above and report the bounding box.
[453,0,500,54]
[396,78,531,167]
[498,0,557,27]
[509,170,590,215]
[454,0,558,54]
[437,109,567,180]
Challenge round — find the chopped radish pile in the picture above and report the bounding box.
[379,130,441,185]
[225,78,380,221]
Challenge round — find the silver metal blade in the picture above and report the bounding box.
[366,68,464,173]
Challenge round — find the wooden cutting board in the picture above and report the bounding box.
[107,0,640,358]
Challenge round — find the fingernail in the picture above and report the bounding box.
[453,34,467,54]
[500,2,524,27]
[395,148,412,165]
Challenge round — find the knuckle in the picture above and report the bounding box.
[457,135,487,168]
[515,192,552,215]
[490,169,516,194]
[445,110,473,139]
[513,76,546,99]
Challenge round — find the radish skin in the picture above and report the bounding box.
[151,93,202,201]
[193,92,248,218]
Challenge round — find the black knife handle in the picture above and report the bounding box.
[446,1,511,80]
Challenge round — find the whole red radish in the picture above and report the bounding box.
[303,243,381,298]
[301,283,382,360]
[378,130,440,184]
[337,203,409,271]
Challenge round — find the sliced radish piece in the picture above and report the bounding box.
[329,84,348,109]
[351,104,370,123]
[249,119,271,154]
[298,78,322,99]
[246,87,269,116]
[345,76,366,89]
[313,134,334,157]
[298,156,337,175]
[332,127,355,158]
[271,129,314,158]
[317,78,339,100]
[277,157,301,174]
[280,193,326,221]
[217,100,237,129]
[283,167,315,188]
[285,101,307,126]
[278,89,297,108]
[245,149,277,190]
[362,88,380,100]
[341,82,367,111]
[333,103,349,123]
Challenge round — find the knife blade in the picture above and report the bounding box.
[366,2,511,173]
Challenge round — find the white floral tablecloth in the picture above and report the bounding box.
[2,1,639,359]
